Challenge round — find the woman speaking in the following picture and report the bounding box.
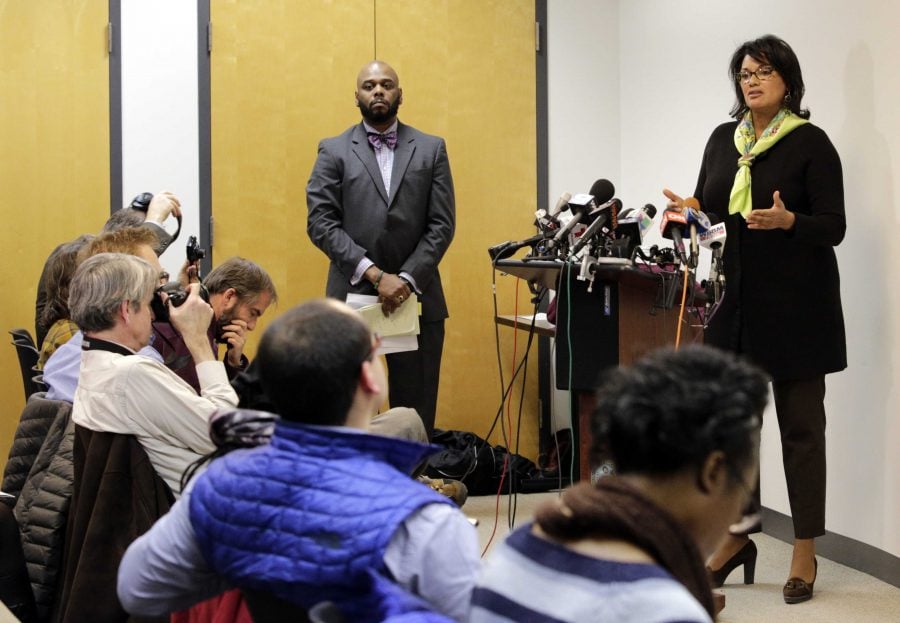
[664,34,846,604]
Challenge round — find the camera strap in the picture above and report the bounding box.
[82,336,135,357]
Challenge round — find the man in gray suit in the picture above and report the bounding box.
[306,60,455,438]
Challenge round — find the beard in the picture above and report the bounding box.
[359,97,401,125]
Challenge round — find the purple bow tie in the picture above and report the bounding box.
[367,131,398,151]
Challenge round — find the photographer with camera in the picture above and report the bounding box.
[152,256,277,394]
[34,191,181,346]
[17,233,238,619]
[69,252,238,496]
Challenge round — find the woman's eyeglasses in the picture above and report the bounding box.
[735,66,776,83]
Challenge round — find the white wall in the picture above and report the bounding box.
[121,0,202,279]
[550,0,900,556]
[547,0,620,204]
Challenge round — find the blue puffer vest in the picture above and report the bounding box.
[189,421,454,622]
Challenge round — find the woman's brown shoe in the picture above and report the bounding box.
[783,557,817,604]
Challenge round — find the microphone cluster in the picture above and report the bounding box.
[486,181,725,317]
[487,178,656,265]
[657,197,726,316]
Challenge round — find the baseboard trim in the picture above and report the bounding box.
[761,507,900,588]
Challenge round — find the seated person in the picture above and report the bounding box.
[69,252,238,495]
[42,227,170,402]
[36,234,94,368]
[152,256,277,392]
[35,191,180,346]
[118,299,480,621]
[468,345,768,623]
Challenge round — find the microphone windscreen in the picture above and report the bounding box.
[683,196,701,211]
[588,179,615,204]
[550,191,573,217]
[642,203,658,219]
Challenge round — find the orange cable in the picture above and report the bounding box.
[674,265,690,349]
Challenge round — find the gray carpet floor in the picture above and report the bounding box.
[466,491,900,623]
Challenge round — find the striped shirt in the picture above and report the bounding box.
[469,525,711,623]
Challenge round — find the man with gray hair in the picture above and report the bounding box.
[70,253,238,495]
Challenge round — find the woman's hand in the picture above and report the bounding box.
[747,191,796,231]
[662,188,685,212]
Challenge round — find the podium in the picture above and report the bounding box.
[495,258,702,481]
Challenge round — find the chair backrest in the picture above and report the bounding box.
[31,366,48,394]
[10,337,41,400]
[9,328,37,350]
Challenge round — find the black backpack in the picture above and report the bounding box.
[425,429,537,495]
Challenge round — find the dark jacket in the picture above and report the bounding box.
[306,122,455,323]
[694,121,846,379]
[6,396,73,620]
[54,425,173,623]
[0,503,38,622]
[2,393,63,500]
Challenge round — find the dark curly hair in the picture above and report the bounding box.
[592,345,768,482]
[729,34,810,120]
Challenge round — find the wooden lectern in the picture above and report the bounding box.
[495,258,703,481]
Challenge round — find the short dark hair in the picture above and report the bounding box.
[204,256,278,305]
[256,299,372,426]
[592,345,768,482]
[729,34,809,120]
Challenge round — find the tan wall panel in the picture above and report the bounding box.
[377,0,540,457]
[0,0,109,468]
[210,0,374,351]
[210,0,540,459]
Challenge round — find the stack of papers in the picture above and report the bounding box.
[346,293,420,354]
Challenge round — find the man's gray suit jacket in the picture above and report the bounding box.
[306,121,455,322]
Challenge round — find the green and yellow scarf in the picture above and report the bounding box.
[728,108,808,219]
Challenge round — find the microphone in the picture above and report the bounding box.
[682,197,710,268]
[549,191,573,220]
[548,179,615,250]
[569,198,622,256]
[617,203,657,240]
[487,231,551,261]
[588,179,616,204]
[699,217,726,303]
[698,219,726,252]
[659,209,688,264]
[535,191,572,231]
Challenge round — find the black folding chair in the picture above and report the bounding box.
[9,329,41,400]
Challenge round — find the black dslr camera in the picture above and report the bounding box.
[151,234,210,323]
[151,281,210,324]
[128,192,183,251]
[186,235,206,264]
